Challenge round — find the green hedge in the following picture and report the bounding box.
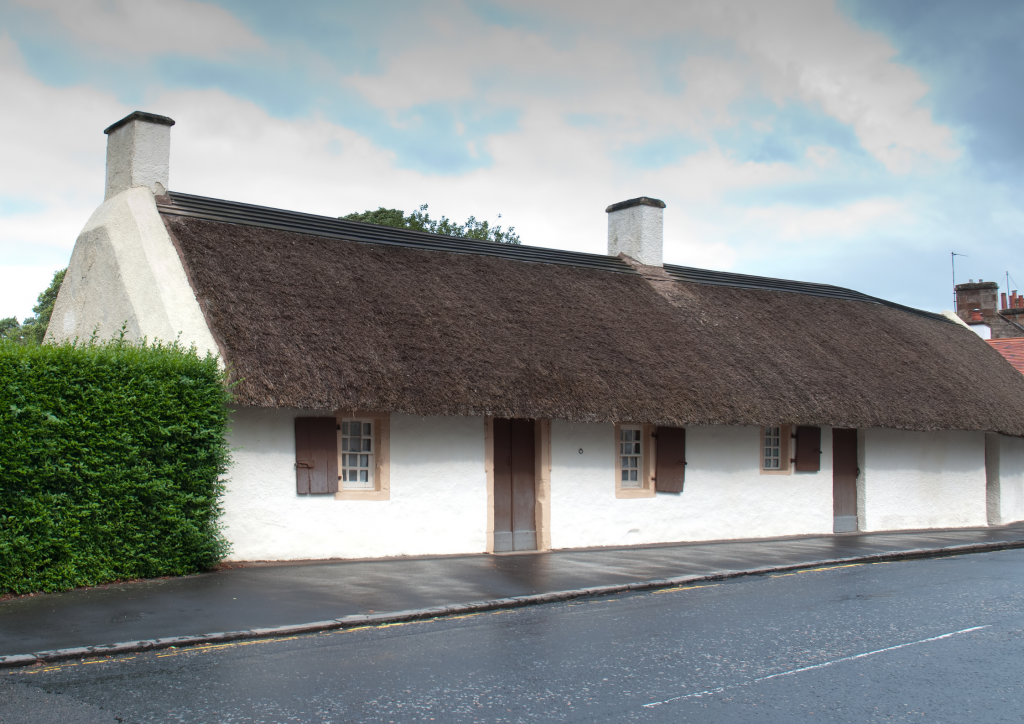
[1,338,231,594]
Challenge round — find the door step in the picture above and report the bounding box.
[833,515,858,533]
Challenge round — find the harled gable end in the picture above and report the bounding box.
[48,111,219,358]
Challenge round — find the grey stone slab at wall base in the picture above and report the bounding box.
[833,515,857,533]
[2,523,1024,669]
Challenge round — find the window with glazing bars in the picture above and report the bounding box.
[620,426,642,488]
[763,426,782,470]
[341,421,373,489]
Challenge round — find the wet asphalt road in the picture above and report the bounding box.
[2,549,1022,723]
[5,524,1023,656]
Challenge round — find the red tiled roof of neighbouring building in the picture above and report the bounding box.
[988,338,1024,375]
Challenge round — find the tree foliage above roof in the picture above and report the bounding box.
[342,204,520,245]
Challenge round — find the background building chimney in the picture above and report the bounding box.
[103,111,175,201]
[606,196,665,266]
[953,280,998,324]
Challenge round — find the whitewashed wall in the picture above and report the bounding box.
[223,407,487,561]
[223,411,999,560]
[861,428,986,531]
[993,434,1024,525]
[548,421,834,548]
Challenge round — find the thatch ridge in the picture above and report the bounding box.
[164,214,1024,436]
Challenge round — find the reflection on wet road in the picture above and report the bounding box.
[3,549,1022,723]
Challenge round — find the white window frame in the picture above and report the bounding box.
[336,411,390,500]
[614,422,656,498]
[760,424,791,474]
[340,419,375,489]
[619,425,643,489]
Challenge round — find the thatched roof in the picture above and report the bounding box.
[159,193,1024,436]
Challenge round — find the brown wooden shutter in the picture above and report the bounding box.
[794,426,821,472]
[295,417,339,494]
[655,426,686,493]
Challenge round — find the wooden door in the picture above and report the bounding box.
[655,426,686,493]
[832,428,858,533]
[492,418,537,552]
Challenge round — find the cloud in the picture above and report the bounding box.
[844,0,1024,178]
[745,198,908,241]
[0,2,1010,319]
[718,0,959,172]
[165,91,621,254]
[0,265,64,320]
[342,0,957,173]
[0,34,121,259]
[8,0,262,58]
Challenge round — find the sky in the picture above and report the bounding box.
[1,0,1022,319]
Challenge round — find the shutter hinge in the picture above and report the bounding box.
[296,460,314,469]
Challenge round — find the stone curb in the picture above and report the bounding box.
[3,538,1022,669]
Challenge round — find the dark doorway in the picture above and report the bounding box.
[493,418,537,552]
[655,426,686,493]
[832,428,858,533]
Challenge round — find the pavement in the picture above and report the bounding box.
[2,523,1023,666]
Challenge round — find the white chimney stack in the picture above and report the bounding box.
[103,111,175,201]
[606,196,665,266]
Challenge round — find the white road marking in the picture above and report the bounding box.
[643,625,990,708]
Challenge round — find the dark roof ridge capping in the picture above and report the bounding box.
[104,111,176,135]
[161,192,943,322]
[163,211,1024,435]
[665,264,950,324]
[158,192,635,275]
[605,196,666,213]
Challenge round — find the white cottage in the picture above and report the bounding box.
[49,111,1024,561]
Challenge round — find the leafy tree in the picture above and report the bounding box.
[0,317,28,344]
[0,317,21,341]
[1,268,67,345]
[343,204,521,245]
